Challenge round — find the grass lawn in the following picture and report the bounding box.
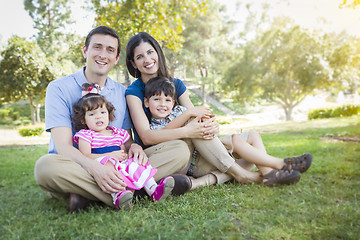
[0,116,359,239]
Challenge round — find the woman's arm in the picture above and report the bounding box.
[126,95,207,145]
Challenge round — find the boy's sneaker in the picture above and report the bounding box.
[114,190,133,210]
[151,176,175,202]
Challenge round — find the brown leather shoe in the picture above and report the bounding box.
[68,193,94,212]
[170,174,192,196]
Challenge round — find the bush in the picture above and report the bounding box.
[0,108,11,120]
[18,126,44,137]
[308,104,360,120]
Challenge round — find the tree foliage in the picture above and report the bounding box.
[89,0,208,83]
[90,0,208,51]
[181,0,234,104]
[223,18,331,120]
[322,33,360,93]
[24,0,75,59]
[340,0,360,8]
[0,36,56,124]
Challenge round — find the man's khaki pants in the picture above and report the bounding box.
[34,140,191,206]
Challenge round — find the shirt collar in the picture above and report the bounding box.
[74,66,115,94]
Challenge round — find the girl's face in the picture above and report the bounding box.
[131,41,159,83]
[144,92,175,119]
[84,104,110,133]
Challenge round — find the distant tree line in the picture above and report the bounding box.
[1,0,359,123]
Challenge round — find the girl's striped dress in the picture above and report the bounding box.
[73,126,157,190]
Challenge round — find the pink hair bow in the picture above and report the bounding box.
[82,83,100,96]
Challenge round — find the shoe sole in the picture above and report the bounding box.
[117,191,133,210]
[158,177,175,202]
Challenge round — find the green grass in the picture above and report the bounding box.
[1,117,359,239]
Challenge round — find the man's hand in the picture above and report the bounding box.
[128,143,148,166]
[87,160,127,194]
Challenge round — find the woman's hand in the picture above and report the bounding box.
[185,106,212,118]
[201,114,219,139]
[128,143,148,166]
[183,115,213,139]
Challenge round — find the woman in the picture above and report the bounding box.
[125,32,311,188]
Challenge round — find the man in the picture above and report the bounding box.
[34,26,191,212]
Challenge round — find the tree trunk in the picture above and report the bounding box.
[36,103,41,123]
[284,106,293,121]
[199,67,207,106]
[124,70,131,87]
[29,98,36,125]
[201,83,206,105]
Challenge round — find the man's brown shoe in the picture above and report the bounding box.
[170,174,192,196]
[68,193,94,212]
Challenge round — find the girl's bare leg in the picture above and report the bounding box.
[232,133,285,175]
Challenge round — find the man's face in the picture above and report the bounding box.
[82,34,119,78]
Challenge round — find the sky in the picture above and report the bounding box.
[1,0,360,45]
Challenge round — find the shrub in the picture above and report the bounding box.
[18,126,44,137]
[308,104,360,120]
[0,108,11,120]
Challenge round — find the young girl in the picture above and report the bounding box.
[72,83,174,210]
[144,76,313,186]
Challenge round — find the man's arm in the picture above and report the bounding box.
[51,127,126,194]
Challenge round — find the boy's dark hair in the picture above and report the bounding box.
[126,32,171,79]
[72,93,115,131]
[144,76,176,100]
[85,26,121,57]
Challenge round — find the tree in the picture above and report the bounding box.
[340,0,360,8]
[0,36,56,124]
[181,0,233,105]
[223,18,330,121]
[322,33,360,94]
[24,0,75,58]
[89,0,208,83]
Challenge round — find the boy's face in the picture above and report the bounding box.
[82,34,119,79]
[144,92,175,119]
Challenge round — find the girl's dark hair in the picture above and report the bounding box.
[144,77,176,100]
[126,32,171,79]
[73,93,115,131]
[85,26,121,57]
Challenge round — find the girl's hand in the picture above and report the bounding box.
[108,150,128,161]
[128,143,148,166]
